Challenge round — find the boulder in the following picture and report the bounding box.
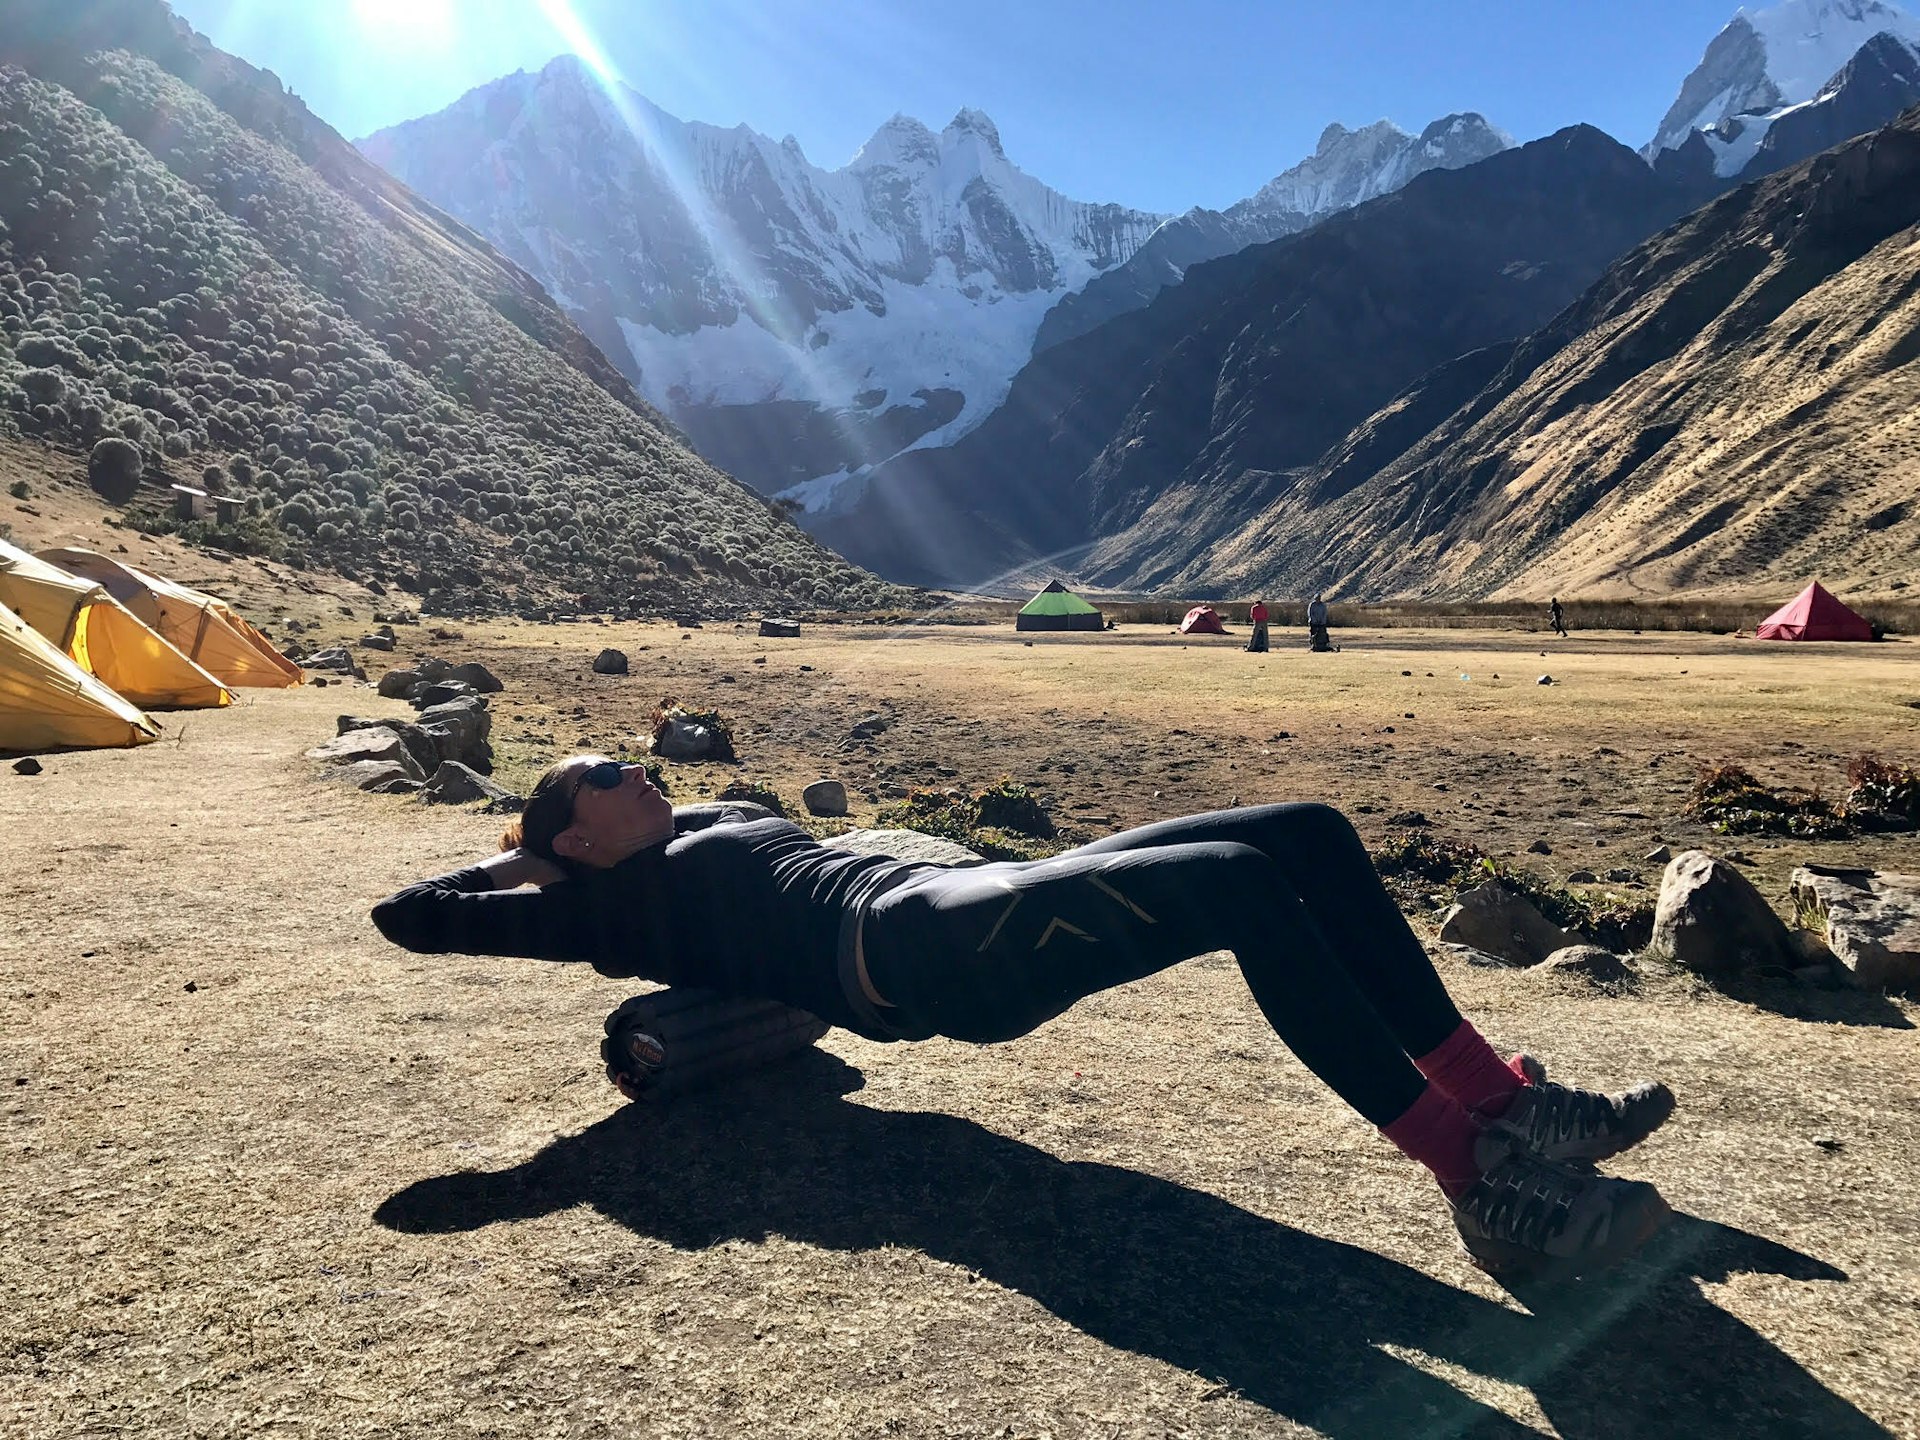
[1435,881,1577,966]
[322,759,423,793]
[1644,844,1672,864]
[415,696,494,772]
[306,727,425,781]
[336,713,439,776]
[1532,945,1635,987]
[592,648,629,676]
[420,761,521,806]
[823,828,986,867]
[376,667,419,699]
[1789,867,1920,991]
[759,618,801,638]
[359,633,394,652]
[653,717,715,761]
[848,713,892,741]
[12,758,42,775]
[1649,850,1795,975]
[447,662,502,694]
[803,779,849,817]
[413,656,455,682]
[303,646,365,680]
[411,680,477,709]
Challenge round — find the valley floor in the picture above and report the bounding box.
[4,618,1919,1438]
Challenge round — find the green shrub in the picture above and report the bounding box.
[86,435,142,502]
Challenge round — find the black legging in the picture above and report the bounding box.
[864,804,1464,1127]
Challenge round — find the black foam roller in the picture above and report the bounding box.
[601,987,830,1100]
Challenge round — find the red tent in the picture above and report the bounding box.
[1755,581,1874,641]
[1178,605,1228,635]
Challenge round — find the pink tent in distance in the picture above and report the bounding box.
[1755,581,1874,642]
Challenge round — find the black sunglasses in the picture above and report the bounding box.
[566,760,628,808]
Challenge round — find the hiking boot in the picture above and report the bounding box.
[1484,1055,1675,1165]
[1450,1137,1671,1282]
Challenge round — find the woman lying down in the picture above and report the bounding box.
[373,755,1676,1283]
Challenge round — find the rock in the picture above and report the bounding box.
[305,648,367,681]
[1527,839,1552,855]
[1603,868,1639,884]
[1566,869,1598,883]
[653,717,715,761]
[1435,882,1577,966]
[591,648,628,676]
[759,618,801,638]
[413,656,454,682]
[848,713,892,741]
[411,680,477,709]
[337,714,438,775]
[1439,942,1517,969]
[1788,867,1920,991]
[1532,945,1634,986]
[1536,675,1554,685]
[323,759,423,792]
[823,828,986,867]
[1644,844,1672,864]
[12,758,42,775]
[803,778,849,817]
[421,761,521,806]
[415,696,494,772]
[447,662,503,694]
[1386,811,1429,828]
[359,633,394,652]
[306,727,425,781]
[376,667,419,700]
[1649,850,1796,975]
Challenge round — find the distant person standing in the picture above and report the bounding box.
[1307,594,1332,652]
[1247,599,1270,653]
[1549,597,1568,638]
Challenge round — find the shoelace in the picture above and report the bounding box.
[1458,1152,1584,1250]
[1516,1082,1618,1148]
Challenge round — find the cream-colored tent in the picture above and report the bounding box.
[0,597,160,751]
[38,548,302,689]
[0,540,231,710]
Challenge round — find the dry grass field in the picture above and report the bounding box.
[5,593,1920,1439]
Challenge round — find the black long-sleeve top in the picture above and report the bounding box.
[370,806,924,1039]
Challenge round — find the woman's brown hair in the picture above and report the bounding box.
[502,757,584,858]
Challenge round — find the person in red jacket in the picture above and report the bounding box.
[1247,599,1270,653]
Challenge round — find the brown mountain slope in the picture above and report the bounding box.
[1153,106,1920,602]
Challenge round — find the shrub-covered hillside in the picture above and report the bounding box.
[0,4,906,614]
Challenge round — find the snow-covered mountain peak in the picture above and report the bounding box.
[1235,111,1509,223]
[1650,0,1920,156]
[851,113,939,168]
[943,108,1006,159]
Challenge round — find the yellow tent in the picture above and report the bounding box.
[37,548,303,689]
[0,597,160,751]
[0,540,232,710]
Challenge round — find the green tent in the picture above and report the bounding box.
[1016,580,1104,632]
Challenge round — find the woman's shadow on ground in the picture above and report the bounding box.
[378,1053,1889,1440]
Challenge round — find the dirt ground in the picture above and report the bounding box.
[5,452,1920,1437]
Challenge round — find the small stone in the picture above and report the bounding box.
[799,664,814,672]
[12,758,42,775]
[802,779,849,817]
[1567,869,1598,883]
[1527,839,1552,855]
[1644,844,1672,864]
[1536,675,1554,686]
[1604,867,1638,883]
[1812,1136,1843,1152]
[183,980,198,993]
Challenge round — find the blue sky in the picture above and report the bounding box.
[169,0,1746,213]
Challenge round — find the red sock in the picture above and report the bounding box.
[1379,1084,1484,1195]
[1414,1020,1528,1116]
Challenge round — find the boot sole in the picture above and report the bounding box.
[1461,1186,1673,1284]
